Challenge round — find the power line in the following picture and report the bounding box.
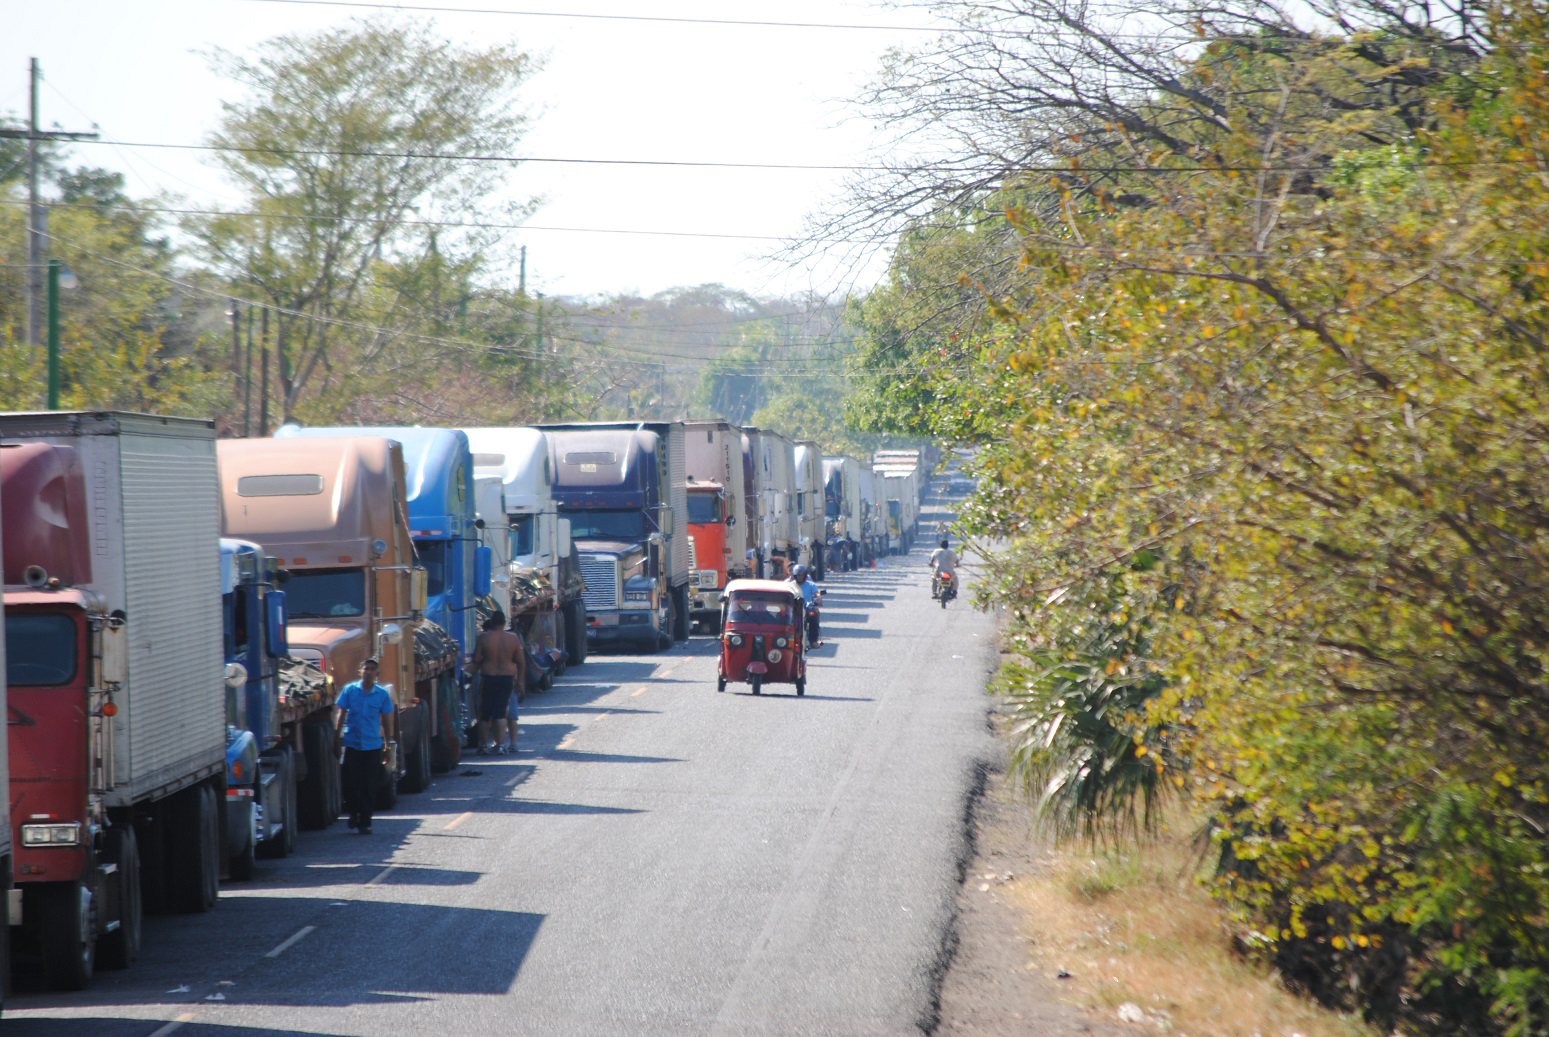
[64,136,1540,176]
[9,198,1532,267]
[236,0,945,33]
[232,0,1497,49]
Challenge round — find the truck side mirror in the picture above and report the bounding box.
[474,546,493,597]
[267,589,289,657]
[410,568,428,613]
[725,514,736,527]
[558,517,572,556]
[659,506,674,537]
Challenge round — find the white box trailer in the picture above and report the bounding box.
[793,441,826,578]
[0,411,226,802]
[684,420,752,623]
[0,410,228,989]
[758,429,797,572]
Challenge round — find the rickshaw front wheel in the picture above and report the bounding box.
[751,675,762,695]
[796,676,806,697]
[717,674,726,693]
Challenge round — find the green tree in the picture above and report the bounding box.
[192,17,540,423]
[845,1,1549,1031]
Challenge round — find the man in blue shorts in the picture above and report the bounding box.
[469,613,525,754]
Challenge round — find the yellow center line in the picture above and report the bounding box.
[366,865,397,886]
[630,686,648,697]
[557,735,576,750]
[148,1013,197,1037]
[443,811,473,831]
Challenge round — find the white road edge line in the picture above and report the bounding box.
[147,1011,197,1037]
[264,925,316,959]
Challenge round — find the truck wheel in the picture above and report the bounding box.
[297,722,335,830]
[171,783,219,914]
[430,692,460,773]
[38,882,95,990]
[400,721,431,794]
[376,763,400,811]
[552,620,567,677]
[566,602,588,666]
[98,826,142,969]
[228,797,257,881]
[259,748,298,858]
[673,586,691,641]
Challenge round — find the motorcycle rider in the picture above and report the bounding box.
[929,538,958,599]
[788,563,823,647]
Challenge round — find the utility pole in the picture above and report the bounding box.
[0,61,98,349]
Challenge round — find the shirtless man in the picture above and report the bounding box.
[469,613,525,754]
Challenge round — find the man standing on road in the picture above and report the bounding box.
[470,612,525,755]
[335,658,395,835]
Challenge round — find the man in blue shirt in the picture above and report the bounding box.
[334,658,396,835]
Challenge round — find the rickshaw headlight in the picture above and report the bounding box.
[767,649,782,664]
[727,633,743,647]
[774,636,789,648]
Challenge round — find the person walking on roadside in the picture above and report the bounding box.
[470,612,525,754]
[335,658,395,835]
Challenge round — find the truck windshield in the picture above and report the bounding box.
[417,540,447,597]
[510,515,535,557]
[562,509,647,540]
[5,613,78,686]
[687,493,722,524]
[283,568,367,618]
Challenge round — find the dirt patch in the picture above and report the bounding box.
[934,753,1136,1036]
[934,743,1377,1037]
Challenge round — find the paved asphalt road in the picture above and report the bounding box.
[6,493,998,1037]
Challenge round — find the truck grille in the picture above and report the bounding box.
[580,556,618,610]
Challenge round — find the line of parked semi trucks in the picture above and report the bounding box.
[0,410,937,1000]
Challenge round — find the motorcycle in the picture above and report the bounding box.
[804,593,823,648]
[932,569,957,607]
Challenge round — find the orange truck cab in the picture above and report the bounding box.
[217,436,429,824]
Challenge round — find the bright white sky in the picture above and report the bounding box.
[3,0,944,301]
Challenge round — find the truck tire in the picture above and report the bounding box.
[430,691,461,773]
[227,796,257,881]
[566,602,588,666]
[38,881,95,991]
[98,826,142,970]
[551,618,567,677]
[673,585,691,641]
[400,720,431,794]
[298,722,337,830]
[171,782,219,914]
[259,748,298,858]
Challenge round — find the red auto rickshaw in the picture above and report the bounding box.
[716,579,807,696]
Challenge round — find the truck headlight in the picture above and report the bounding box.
[22,822,81,847]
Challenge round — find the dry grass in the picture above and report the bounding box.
[1005,812,1380,1037]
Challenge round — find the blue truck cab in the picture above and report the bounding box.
[537,423,691,652]
[220,537,297,876]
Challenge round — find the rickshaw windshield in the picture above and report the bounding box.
[726,595,794,624]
